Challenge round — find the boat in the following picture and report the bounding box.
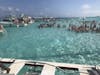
[0,58,100,75]
[0,15,35,28]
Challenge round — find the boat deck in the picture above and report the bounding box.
[9,60,26,75]
[0,58,100,75]
[41,64,56,75]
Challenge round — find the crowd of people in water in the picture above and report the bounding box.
[1,16,100,33]
[38,18,67,28]
[68,20,100,32]
[38,18,100,33]
[38,23,63,28]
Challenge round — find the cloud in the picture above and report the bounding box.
[0,6,13,11]
[15,8,20,11]
[0,6,21,16]
[8,7,13,11]
[89,10,100,16]
[81,4,100,16]
[0,6,20,12]
[39,12,44,15]
[82,4,91,9]
[0,6,6,11]
[81,4,91,16]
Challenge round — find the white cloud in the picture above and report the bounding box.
[8,7,13,11]
[89,10,100,16]
[40,12,44,15]
[0,6,13,11]
[81,4,91,16]
[15,8,20,11]
[82,4,91,9]
[0,6,6,11]
[81,4,100,16]
[0,6,20,12]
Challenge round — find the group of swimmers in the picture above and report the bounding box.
[38,19,100,33]
[68,20,100,32]
[38,22,65,28]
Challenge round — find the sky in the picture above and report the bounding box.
[0,0,100,17]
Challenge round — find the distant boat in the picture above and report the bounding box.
[0,21,27,27]
[0,21,13,24]
[0,21,13,27]
[0,16,34,27]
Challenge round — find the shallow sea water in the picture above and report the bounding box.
[0,18,100,75]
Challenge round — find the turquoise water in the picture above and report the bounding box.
[0,18,100,66]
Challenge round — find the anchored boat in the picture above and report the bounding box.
[0,58,100,75]
[0,15,34,28]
